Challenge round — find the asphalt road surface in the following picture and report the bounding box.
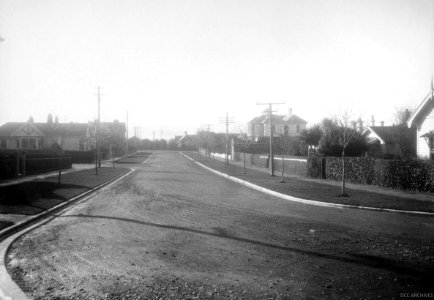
[7,151,434,299]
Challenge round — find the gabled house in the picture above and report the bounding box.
[248,108,307,141]
[407,92,434,160]
[176,131,198,149]
[0,120,126,152]
[363,125,415,159]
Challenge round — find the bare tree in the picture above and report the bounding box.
[328,108,361,197]
[394,107,412,125]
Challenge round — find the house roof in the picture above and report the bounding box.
[0,122,23,136]
[249,113,307,125]
[282,114,308,124]
[0,122,91,137]
[0,121,126,138]
[407,92,433,128]
[177,134,198,145]
[364,126,413,145]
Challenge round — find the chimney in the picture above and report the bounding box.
[371,115,375,127]
[380,121,384,127]
[288,108,293,116]
[351,121,357,130]
[357,118,364,132]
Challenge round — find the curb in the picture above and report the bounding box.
[0,168,135,300]
[179,152,434,217]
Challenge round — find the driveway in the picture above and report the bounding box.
[6,151,434,299]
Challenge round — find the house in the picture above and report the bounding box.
[248,108,307,140]
[363,125,415,159]
[0,120,126,152]
[407,92,434,160]
[176,132,198,149]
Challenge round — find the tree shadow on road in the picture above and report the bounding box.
[59,213,434,280]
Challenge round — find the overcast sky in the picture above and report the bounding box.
[0,0,433,139]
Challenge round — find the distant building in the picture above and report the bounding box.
[176,131,198,149]
[248,108,307,141]
[363,125,415,159]
[407,92,434,160]
[0,120,125,152]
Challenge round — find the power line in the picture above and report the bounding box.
[257,102,285,176]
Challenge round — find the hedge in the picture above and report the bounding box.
[323,157,434,192]
[0,152,72,179]
[26,156,72,175]
[65,151,94,163]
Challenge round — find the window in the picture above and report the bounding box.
[0,138,6,149]
[21,138,29,149]
[29,138,36,149]
[296,125,300,133]
[79,138,86,151]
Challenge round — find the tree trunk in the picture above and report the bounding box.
[58,147,62,185]
[340,148,348,197]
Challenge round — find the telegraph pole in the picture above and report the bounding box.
[160,129,163,150]
[257,102,285,176]
[94,87,103,174]
[219,113,235,165]
[203,124,212,158]
[95,87,103,168]
[126,111,129,155]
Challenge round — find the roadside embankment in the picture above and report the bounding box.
[183,152,434,214]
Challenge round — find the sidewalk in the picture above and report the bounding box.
[186,153,434,213]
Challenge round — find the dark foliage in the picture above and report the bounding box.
[323,157,434,192]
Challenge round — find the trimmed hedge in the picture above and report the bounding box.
[324,157,434,192]
[26,156,72,175]
[0,152,72,179]
[65,151,94,163]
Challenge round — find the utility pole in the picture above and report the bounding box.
[160,129,163,150]
[93,87,103,174]
[94,87,103,168]
[203,124,212,158]
[257,102,285,176]
[219,113,235,165]
[126,111,129,155]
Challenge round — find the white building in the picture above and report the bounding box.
[407,92,434,160]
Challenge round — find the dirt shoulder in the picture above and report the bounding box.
[185,152,434,213]
[0,167,130,230]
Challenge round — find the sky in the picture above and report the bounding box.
[0,0,433,139]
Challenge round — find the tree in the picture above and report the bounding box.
[300,125,322,156]
[324,109,366,197]
[28,116,34,123]
[394,107,412,125]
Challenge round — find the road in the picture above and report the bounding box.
[6,151,434,299]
